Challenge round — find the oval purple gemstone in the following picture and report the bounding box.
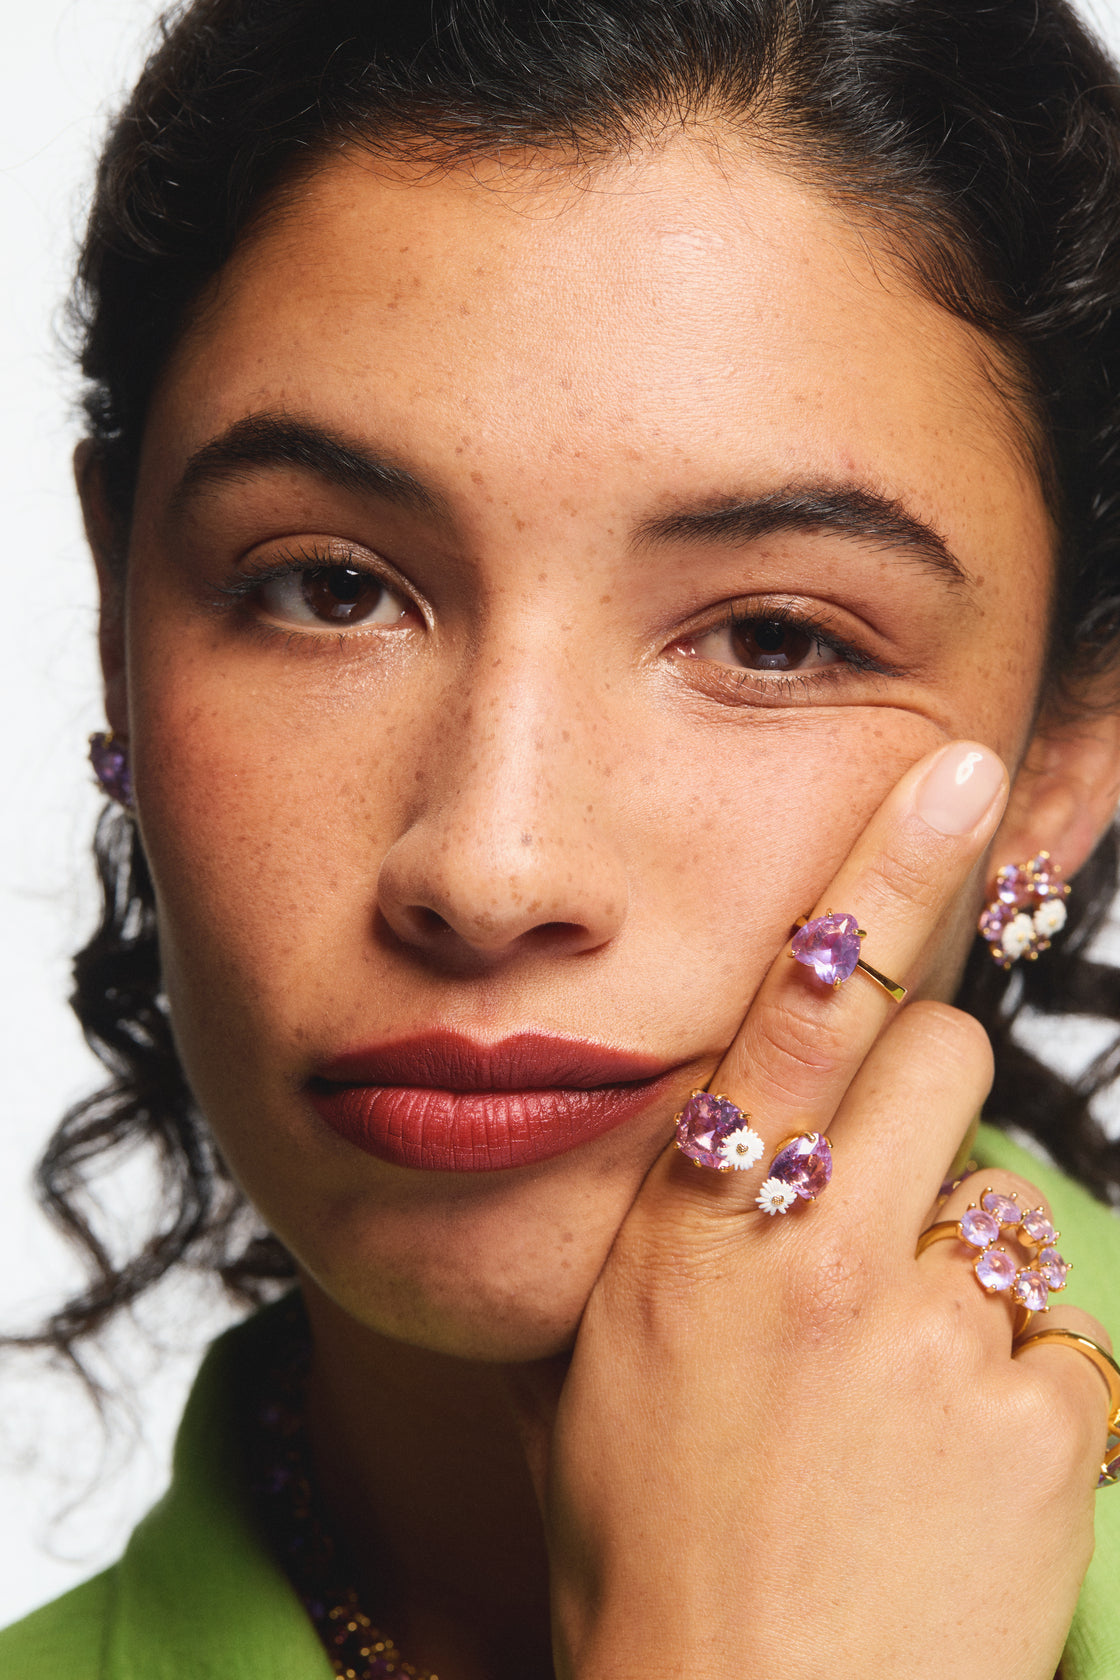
[980,1190,1020,1227]
[675,1092,743,1171]
[977,904,1013,944]
[973,1248,1016,1292]
[1037,1246,1070,1289]
[1019,1208,1056,1245]
[996,864,1032,906]
[1013,1268,1049,1314]
[959,1208,1000,1249]
[89,732,133,806]
[767,1131,832,1200]
[791,913,862,987]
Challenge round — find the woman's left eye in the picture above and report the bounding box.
[688,615,843,673]
[255,564,412,630]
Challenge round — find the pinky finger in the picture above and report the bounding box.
[1014,1308,1120,1488]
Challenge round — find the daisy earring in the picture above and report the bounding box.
[977,852,1070,969]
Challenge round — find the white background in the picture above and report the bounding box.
[2,0,1120,1632]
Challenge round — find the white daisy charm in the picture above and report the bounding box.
[719,1124,764,1170]
[1033,898,1067,938]
[1000,912,1036,962]
[755,1176,798,1215]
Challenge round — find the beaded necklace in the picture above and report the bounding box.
[248,1303,437,1680]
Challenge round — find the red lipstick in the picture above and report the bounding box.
[307,1030,678,1171]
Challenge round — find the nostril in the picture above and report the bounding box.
[412,905,453,939]
[523,920,589,949]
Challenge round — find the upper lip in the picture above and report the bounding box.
[312,1030,675,1091]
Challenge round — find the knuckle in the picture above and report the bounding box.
[738,991,850,1104]
[894,1001,995,1088]
[865,840,944,916]
[779,1230,869,1345]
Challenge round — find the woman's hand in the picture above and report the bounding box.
[512,742,1113,1680]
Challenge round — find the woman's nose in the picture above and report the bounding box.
[375,679,629,966]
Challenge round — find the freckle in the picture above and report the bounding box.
[599,594,611,604]
[538,572,548,583]
[515,518,526,531]
[520,831,533,845]
[562,730,570,742]
[471,471,484,485]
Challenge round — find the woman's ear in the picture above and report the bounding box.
[992,692,1120,884]
[75,439,129,737]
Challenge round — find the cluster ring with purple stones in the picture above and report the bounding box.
[915,1188,1071,1326]
[790,912,907,1003]
[674,1091,832,1215]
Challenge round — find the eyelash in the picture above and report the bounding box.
[208,544,417,641]
[682,600,891,698]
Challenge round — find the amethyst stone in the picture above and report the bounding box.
[675,1092,744,1170]
[89,731,133,807]
[974,1248,1016,1292]
[1019,1208,1057,1246]
[767,1132,833,1200]
[980,1190,1020,1227]
[1037,1246,1070,1289]
[791,913,862,987]
[1012,1268,1050,1314]
[959,1208,1000,1249]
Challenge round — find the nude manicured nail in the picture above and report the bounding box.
[915,744,1004,835]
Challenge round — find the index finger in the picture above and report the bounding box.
[674,740,1009,1199]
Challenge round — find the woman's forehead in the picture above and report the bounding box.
[145,137,1051,579]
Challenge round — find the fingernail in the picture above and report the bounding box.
[915,743,1005,836]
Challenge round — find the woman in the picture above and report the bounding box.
[3,0,1120,1673]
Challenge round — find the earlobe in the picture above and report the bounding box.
[75,440,129,736]
[991,702,1120,884]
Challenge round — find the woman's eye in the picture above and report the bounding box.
[689,616,842,673]
[256,564,412,629]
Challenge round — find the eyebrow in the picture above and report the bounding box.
[636,484,971,587]
[171,414,442,517]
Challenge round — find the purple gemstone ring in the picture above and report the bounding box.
[790,912,907,1003]
[916,1187,1070,1335]
[674,1093,833,1212]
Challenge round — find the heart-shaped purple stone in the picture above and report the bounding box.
[791,913,862,987]
[767,1131,832,1200]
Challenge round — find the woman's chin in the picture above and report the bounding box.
[298,1257,591,1364]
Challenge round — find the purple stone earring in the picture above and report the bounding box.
[977,852,1069,969]
[89,731,133,809]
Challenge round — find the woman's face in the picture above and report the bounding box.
[117,137,1052,1359]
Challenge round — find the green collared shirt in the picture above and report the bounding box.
[2,1126,1118,1678]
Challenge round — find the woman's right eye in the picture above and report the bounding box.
[255,563,414,631]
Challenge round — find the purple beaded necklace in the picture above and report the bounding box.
[248,1303,436,1680]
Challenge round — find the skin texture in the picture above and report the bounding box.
[88,136,1120,1678]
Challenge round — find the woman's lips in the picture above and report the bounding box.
[307,1031,680,1171]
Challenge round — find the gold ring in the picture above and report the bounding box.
[1013,1329,1120,1488]
[790,912,907,1003]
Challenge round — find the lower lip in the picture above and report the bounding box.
[308,1075,678,1171]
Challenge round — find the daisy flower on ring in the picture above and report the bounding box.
[719,1124,764,1170]
[755,1176,797,1215]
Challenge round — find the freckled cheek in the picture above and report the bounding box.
[127,650,407,1017]
[641,712,943,961]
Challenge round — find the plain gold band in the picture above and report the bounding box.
[1013,1329,1120,1434]
[915,1221,961,1257]
[854,958,908,1003]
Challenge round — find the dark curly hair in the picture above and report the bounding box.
[16,0,1120,1371]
